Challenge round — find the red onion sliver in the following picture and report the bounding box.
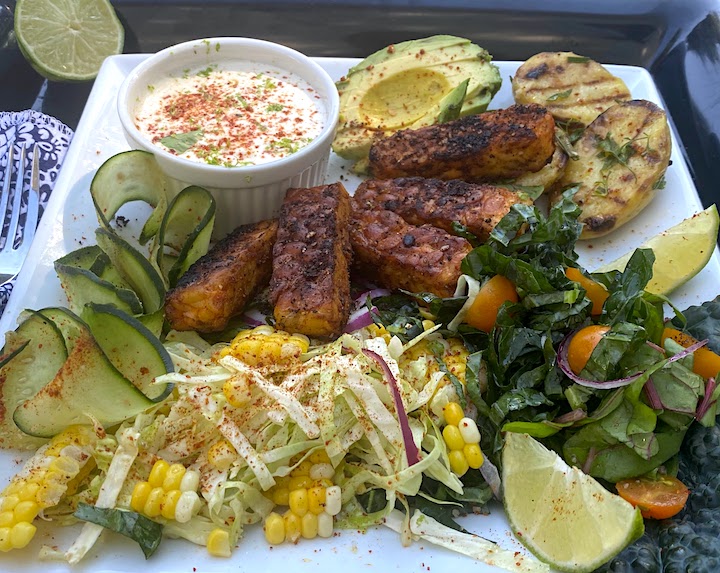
[344,307,378,333]
[362,348,420,466]
[556,330,709,390]
[556,332,644,389]
[696,377,717,421]
[354,288,391,304]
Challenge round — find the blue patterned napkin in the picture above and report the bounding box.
[0,110,74,314]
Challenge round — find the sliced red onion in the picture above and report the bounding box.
[479,455,502,500]
[557,331,708,390]
[696,377,717,421]
[344,307,379,333]
[556,332,644,389]
[354,288,391,304]
[362,348,420,466]
[238,306,269,327]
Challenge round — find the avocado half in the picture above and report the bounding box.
[333,35,502,167]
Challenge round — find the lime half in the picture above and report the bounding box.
[15,0,125,82]
[594,205,719,296]
[502,432,644,573]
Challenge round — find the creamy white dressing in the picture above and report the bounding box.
[134,64,323,167]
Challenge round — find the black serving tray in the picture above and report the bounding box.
[2,0,719,208]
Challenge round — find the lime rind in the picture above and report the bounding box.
[502,432,644,573]
[15,0,125,82]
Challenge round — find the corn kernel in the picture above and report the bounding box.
[148,460,170,488]
[324,485,342,516]
[163,463,186,491]
[448,450,469,476]
[309,463,334,481]
[308,486,326,515]
[272,487,290,506]
[312,478,333,489]
[464,443,484,469]
[207,528,232,557]
[288,488,308,517]
[162,489,182,520]
[13,501,38,523]
[301,512,318,539]
[175,491,201,524]
[309,449,330,464]
[0,495,19,512]
[9,522,36,549]
[131,481,152,513]
[442,402,465,427]
[0,512,13,528]
[422,320,436,331]
[48,456,80,479]
[180,469,200,493]
[18,483,40,503]
[283,511,302,543]
[288,475,313,491]
[442,425,465,451]
[144,487,165,518]
[223,377,251,408]
[317,511,334,538]
[291,460,313,477]
[207,440,236,471]
[0,527,12,552]
[264,512,285,545]
[458,417,481,444]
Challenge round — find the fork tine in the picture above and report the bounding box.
[4,144,26,252]
[23,144,40,246]
[0,145,14,249]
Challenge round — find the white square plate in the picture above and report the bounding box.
[0,55,718,573]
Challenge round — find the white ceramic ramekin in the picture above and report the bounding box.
[117,37,339,236]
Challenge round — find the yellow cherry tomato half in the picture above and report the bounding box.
[567,325,611,375]
[565,267,609,316]
[465,275,519,333]
[661,327,720,380]
[616,475,689,520]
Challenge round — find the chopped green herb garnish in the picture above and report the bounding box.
[267,103,284,112]
[547,88,572,102]
[147,84,155,93]
[567,55,590,63]
[236,94,249,108]
[159,129,204,154]
[197,65,217,78]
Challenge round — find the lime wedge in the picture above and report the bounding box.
[502,432,644,573]
[594,205,719,296]
[14,0,125,82]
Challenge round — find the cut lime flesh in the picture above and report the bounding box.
[593,205,719,296]
[15,0,125,82]
[502,432,644,573]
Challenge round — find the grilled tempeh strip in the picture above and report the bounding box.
[350,203,472,298]
[354,177,533,243]
[269,183,353,339]
[367,103,556,182]
[165,219,278,332]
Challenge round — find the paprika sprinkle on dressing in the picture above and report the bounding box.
[134,65,323,167]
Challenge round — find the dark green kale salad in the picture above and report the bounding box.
[369,190,720,572]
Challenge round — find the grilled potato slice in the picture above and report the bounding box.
[551,99,671,239]
[511,145,568,192]
[512,52,631,127]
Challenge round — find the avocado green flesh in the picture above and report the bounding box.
[333,35,502,163]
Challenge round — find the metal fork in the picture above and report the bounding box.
[0,143,39,284]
